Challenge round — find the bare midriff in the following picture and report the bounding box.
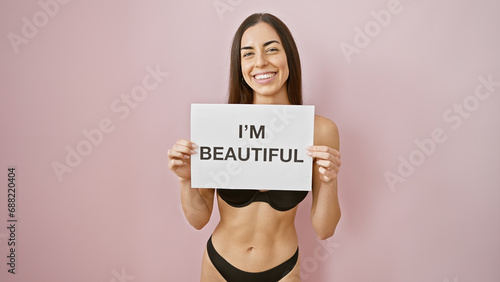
[211,194,299,272]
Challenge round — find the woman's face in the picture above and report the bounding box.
[240,22,289,101]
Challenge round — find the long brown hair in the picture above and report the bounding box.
[227,13,302,105]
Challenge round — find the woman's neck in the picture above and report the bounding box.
[252,86,290,105]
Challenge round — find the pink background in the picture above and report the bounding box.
[1,0,500,281]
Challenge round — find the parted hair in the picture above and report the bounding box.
[227,13,302,105]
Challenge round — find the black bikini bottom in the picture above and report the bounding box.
[206,235,299,282]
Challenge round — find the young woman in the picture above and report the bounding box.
[168,13,341,282]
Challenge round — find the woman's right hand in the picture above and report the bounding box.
[168,139,198,181]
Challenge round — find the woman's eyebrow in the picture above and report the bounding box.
[241,40,281,50]
[263,40,280,47]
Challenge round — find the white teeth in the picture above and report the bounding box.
[254,72,276,80]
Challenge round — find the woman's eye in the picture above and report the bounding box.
[242,52,253,58]
[267,48,278,53]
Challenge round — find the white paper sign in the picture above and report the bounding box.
[190,104,315,191]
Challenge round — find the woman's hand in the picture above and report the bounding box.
[306,145,341,183]
[168,139,198,181]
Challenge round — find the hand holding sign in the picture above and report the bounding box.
[307,145,341,183]
[168,139,198,181]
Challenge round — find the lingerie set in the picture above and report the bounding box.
[207,189,308,281]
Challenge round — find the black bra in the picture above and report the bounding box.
[217,189,308,212]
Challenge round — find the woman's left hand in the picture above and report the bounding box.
[306,146,341,183]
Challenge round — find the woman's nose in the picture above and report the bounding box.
[255,52,268,68]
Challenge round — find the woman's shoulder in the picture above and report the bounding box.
[314,114,339,148]
[314,114,338,134]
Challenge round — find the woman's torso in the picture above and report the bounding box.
[211,189,307,272]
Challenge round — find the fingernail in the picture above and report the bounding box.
[191,144,199,149]
[191,150,197,154]
[306,146,312,150]
[184,154,190,159]
[306,151,312,156]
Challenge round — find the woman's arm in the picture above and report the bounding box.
[307,116,341,240]
[168,139,215,230]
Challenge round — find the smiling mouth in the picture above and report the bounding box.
[253,72,276,80]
